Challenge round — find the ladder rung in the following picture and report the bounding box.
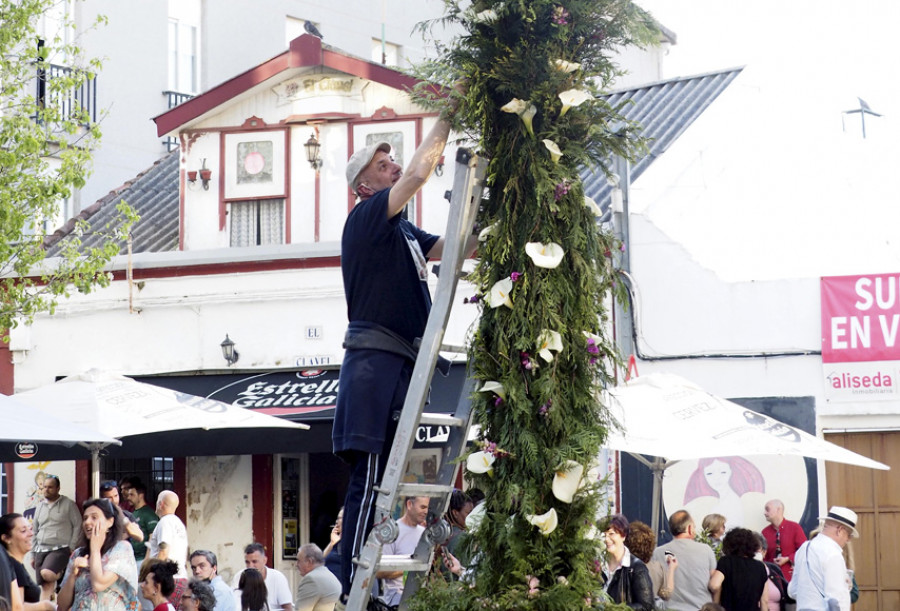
[376,555,432,573]
[395,482,454,497]
[418,413,464,427]
[439,343,467,353]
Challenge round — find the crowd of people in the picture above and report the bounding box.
[0,470,863,611]
[0,475,342,611]
[597,500,859,611]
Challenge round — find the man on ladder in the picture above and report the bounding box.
[333,86,472,609]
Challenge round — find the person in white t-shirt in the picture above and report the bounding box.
[148,491,189,578]
[231,543,293,611]
[376,497,427,607]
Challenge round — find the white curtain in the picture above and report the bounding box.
[230,199,284,247]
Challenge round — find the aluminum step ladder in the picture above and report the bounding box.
[345,148,487,611]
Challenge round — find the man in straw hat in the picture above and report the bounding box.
[788,506,858,611]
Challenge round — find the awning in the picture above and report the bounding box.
[132,363,470,454]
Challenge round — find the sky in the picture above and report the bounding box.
[625,1,900,281]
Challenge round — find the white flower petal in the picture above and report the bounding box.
[525,242,565,269]
[553,59,581,73]
[526,508,558,536]
[542,139,563,163]
[473,9,499,23]
[478,380,506,401]
[478,222,498,242]
[465,501,486,531]
[487,277,514,309]
[558,88,592,116]
[584,195,602,216]
[466,451,495,474]
[501,98,528,115]
[552,461,584,503]
[537,329,563,363]
[521,104,537,137]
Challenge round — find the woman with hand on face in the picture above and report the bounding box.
[0,514,51,611]
[57,498,139,611]
[139,561,178,611]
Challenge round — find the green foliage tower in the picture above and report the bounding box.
[0,0,134,333]
[410,1,656,609]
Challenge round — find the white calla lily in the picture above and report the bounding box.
[553,59,582,73]
[542,139,563,163]
[478,221,498,242]
[478,380,506,401]
[537,329,563,363]
[584,195,602,216]
[552,460,584,503]
[558,88,592,116]
[465,500,486,531]
[473,9,499,23]
[521,104,537,137]
[487,277,514,309]
[501,98,529,114]
[526,508,558,536]
[525,241,565,269]
[467,451,496,474]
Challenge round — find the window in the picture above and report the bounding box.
[167,0,200,94]
[230,199,285,247]
[99,457,175,505]
[168,20,198,93]
[371,39,400,66]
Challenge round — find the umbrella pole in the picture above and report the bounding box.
[651,456,664,538]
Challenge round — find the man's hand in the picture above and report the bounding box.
[775,556,789,566]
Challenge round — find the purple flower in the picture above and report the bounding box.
[464,294,481,304]
[554,181,570,201]
[552,6,570,25]
[539,400,552,416]
[520,351,534,370]
[494,396,504,407]
[510,271,522,282]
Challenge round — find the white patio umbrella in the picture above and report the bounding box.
[15,369,310,493]
[603,373,889,534]
[0,393,121,450]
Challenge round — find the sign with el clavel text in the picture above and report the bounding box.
[821,273,900,401]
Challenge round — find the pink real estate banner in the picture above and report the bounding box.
[820,273,900,400]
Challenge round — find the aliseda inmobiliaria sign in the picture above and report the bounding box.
[821,272,900,402]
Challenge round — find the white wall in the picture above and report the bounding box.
[185,455,254,584]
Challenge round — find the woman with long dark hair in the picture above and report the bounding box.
[0,514,53,611]
[234,569,268,611]
[57,498,139,611]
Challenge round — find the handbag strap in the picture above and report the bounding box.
[802,542,829,601]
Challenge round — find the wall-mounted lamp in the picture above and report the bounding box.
[188,159,213,190]
[220,334,239,366]
[305,133,323,171]
[199,158,212,190]
[434,155,445,177]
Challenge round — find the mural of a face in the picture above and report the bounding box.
[703,459,732,493]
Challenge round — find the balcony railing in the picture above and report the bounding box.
[36,62,98,125]
[162,90,194,151]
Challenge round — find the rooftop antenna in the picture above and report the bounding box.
[842,97,882,138]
